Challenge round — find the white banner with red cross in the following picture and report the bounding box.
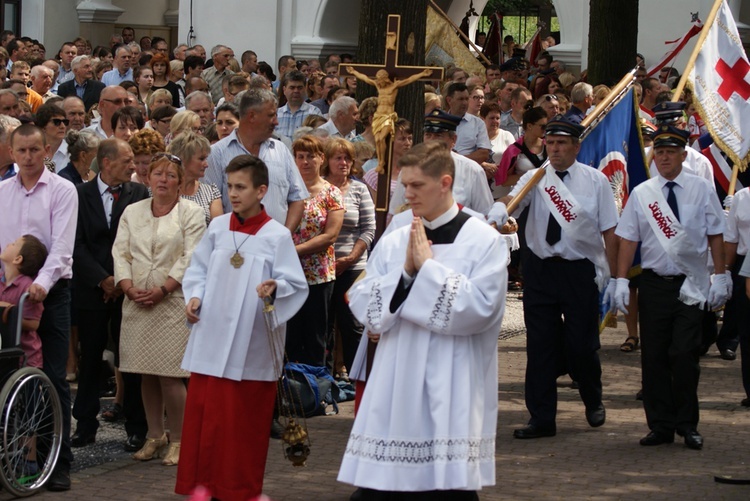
[689,0,750,168]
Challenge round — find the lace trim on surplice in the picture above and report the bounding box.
[366,279,384,332]
[345,433,495,464]
[427,272,461,334]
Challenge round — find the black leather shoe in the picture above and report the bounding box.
[639,431,674,446]
[585,404,606,427]
[71,430,96,448]
[682,430,704,450]
[741,398,750,407]
[46,468,71,491]
[513,424,556,439]
[124,434,145,452]
[720,349,737,361]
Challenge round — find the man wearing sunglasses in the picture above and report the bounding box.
[86,86,129,139]
[57,55,105,112]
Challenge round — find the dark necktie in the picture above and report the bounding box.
[545,170,568,246]
[665,181,679,222]
[108,185,121,203]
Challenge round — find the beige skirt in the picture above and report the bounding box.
[119,294,190,378]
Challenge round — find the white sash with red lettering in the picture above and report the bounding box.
[637,178,709,307]
[537,167,610,291]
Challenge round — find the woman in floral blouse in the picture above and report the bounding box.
[286,135,344,367]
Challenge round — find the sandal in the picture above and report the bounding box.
[620,336,639,352]
[101,403,124,422]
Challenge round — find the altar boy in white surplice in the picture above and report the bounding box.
[176,155,308,501]
[338,141,507,500]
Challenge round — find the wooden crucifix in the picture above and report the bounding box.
[340,14,443,240]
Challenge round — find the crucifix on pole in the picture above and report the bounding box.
[340,14,443,240]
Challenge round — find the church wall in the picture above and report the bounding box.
[112,0,170,26]
[178,0,361,65]
[552,0,745,74]
[178,0,285,65]
[33,0,80,57]
[291,0,359,60]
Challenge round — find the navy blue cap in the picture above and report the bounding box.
[499,58,524,72]
[424,109,462,133]
[652,124,689,148]
[545,115,585,138]
[652,101,686,123]
[640,119,657,139]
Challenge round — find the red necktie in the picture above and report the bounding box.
[108,186,121,203]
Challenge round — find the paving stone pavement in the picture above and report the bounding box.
[7,294,750,500]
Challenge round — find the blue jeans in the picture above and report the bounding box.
[38,281,73,471]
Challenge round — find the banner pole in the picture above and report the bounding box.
[506,67,637,214]
[671,0,724,101]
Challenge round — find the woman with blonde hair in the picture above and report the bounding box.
[303,114,326,129]
[322,138,375,378]
[146,89,174,112]
[169,60,183,83]
[354,97,378,147]
[165,110,200,146]
[592,84,611,106]
[167,131,222,226]
[424,92,442,115]
[114,154,205,466]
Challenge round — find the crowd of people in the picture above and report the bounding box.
[0,23,746,501]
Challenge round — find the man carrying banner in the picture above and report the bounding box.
[614,125,730,450]
[501,116,619,439]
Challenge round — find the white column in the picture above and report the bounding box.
[548,0,586,69]
[21,0,45,41]
[76,0,124,23]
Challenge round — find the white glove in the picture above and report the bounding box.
[723,195,734,210]
[614,277,630,315]
[602,278,617,312]
[708,272,731,310]
[723,270,733,301]
[487,202,509,227]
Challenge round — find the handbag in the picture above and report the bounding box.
[281,362,338,417]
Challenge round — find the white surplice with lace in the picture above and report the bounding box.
[337,209,507,492]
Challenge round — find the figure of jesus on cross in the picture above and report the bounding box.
[340,14,443,236]
[345,67,433,175]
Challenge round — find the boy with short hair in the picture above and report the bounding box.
[175,154,308,500]
[10,61,43,112]
[0,234,48,367]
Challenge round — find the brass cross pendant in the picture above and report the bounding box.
[230,252,244,269]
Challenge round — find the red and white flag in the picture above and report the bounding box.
[646,20,702,77]
[689,0,750,167]
[524,27,543,67]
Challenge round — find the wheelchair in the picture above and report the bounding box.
[0,293,63,496]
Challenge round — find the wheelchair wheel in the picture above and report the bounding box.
[0,367,63,496]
